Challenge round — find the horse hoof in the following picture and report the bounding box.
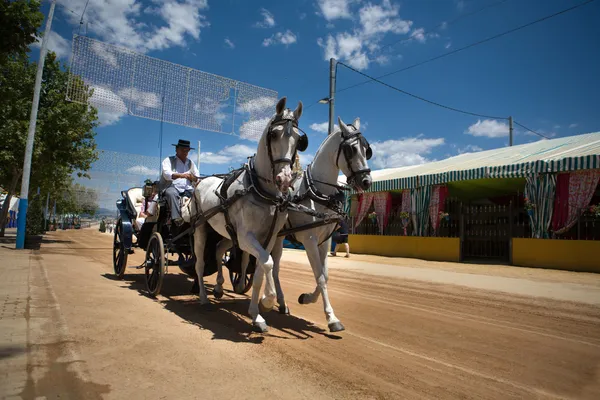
[298,293,309,304]
[213,289,223,299]
[252,321,269,333]
[278,304,290,315]
[258,300,274,314]
[328,321,345,332]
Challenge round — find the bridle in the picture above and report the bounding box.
[335,124,372,187]
[263,110,308,187]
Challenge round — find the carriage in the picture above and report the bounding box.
[112,179,255,297]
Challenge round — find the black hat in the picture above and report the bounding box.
[172,139,195,149]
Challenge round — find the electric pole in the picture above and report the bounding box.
[16,0,57,249]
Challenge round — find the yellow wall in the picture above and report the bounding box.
[512,238,600,273]
[348,234,460,262]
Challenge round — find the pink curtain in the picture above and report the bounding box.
[428,185,449,233]
[401,190,411,236]
[354,192,374,228]
[553,170,600,235]
[551,173,570,233]
[373,192,392,235]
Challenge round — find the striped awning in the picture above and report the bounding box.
[345,136,600,194]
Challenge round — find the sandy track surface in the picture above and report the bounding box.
[18,228,600,399]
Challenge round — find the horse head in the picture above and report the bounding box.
[256,96,307,194]
[334,116,372,191]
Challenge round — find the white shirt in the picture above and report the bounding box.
[161,156,200,192]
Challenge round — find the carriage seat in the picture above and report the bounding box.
[126,188,144,220]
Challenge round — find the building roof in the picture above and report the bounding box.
[339,131,600,192]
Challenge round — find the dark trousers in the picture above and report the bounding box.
[164,187,192,220]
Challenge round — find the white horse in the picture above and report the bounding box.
[188,97,307,333]
[272,116,372,332]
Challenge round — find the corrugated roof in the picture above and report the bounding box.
[338,131,600,192]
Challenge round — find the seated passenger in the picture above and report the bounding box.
[135,182,158,231]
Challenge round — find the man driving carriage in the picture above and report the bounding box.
[159,139,200,226]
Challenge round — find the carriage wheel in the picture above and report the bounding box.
[144,232,165,297]
[112,219,128,279]
[229,270,254,294]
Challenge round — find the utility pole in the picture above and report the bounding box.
[328,58,337,135]
[16,0,57,249]
[509,116,514,147]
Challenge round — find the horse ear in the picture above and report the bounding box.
[293,101,303,120]
[337,116,348,135]
[276,97,287,114]
[352,117,360,130]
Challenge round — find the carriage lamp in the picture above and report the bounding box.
[318,97,332,104]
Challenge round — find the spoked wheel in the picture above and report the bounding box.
[229,270,254,294]
[144,232,165,297]
[112,219,128,279]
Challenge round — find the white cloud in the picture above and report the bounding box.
[309,122,339,134]
[195,144,256,165]
[97,110,125,126]
[237,97,277,115]
[370,136,445,169]
[457,144,483,154]
[126,165,159,176]
[445,41,452,49]
[316,0,414,70]
[263,30,298,47]
[410,28,426,43]
[465,119,509,138]
[317,0,353,21]
[255,8,276,28]
[32,31,71,59]
[89,86,128,126]
[569,123,578,129]
[118,88,161,110]
[298,153,314,166]
[224,38,235,49]
[239,117,271,141]
[57,0,209,54]
[456,0,465,10]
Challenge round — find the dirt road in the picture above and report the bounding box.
[13,228,600,399]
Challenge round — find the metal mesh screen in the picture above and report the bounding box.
[66,35,278,141]
[73,150,161,214]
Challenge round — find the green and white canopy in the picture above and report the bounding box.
[339,131,600,193]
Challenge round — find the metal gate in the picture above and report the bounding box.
[460,203,512,263]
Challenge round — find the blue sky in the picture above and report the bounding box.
[34,0,600,207]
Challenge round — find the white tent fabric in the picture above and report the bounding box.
[338,131,600,193]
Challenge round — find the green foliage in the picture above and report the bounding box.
[25,193,44,235]
[0,53,99,225]
[0,0,44,61]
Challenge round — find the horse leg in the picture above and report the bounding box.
[193,224,210,305]
[317,239,343,332]
[237,233,274,333]
[297,238,322,305]
[298,238,343,332]
[271,236,289,315]
[213,238,231,299]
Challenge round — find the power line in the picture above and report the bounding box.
[337,0,597,95]
[337,61,506,120]
[370,0,511,61]
[514,121,551,139]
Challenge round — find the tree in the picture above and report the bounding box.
[0,52,99,236]
[0,0,44,61]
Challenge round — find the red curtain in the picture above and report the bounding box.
[551,173,570,232]
[429,185,449,233]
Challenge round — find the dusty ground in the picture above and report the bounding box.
[3,227,600,399]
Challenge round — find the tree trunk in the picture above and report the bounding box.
[0,170,21,237]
